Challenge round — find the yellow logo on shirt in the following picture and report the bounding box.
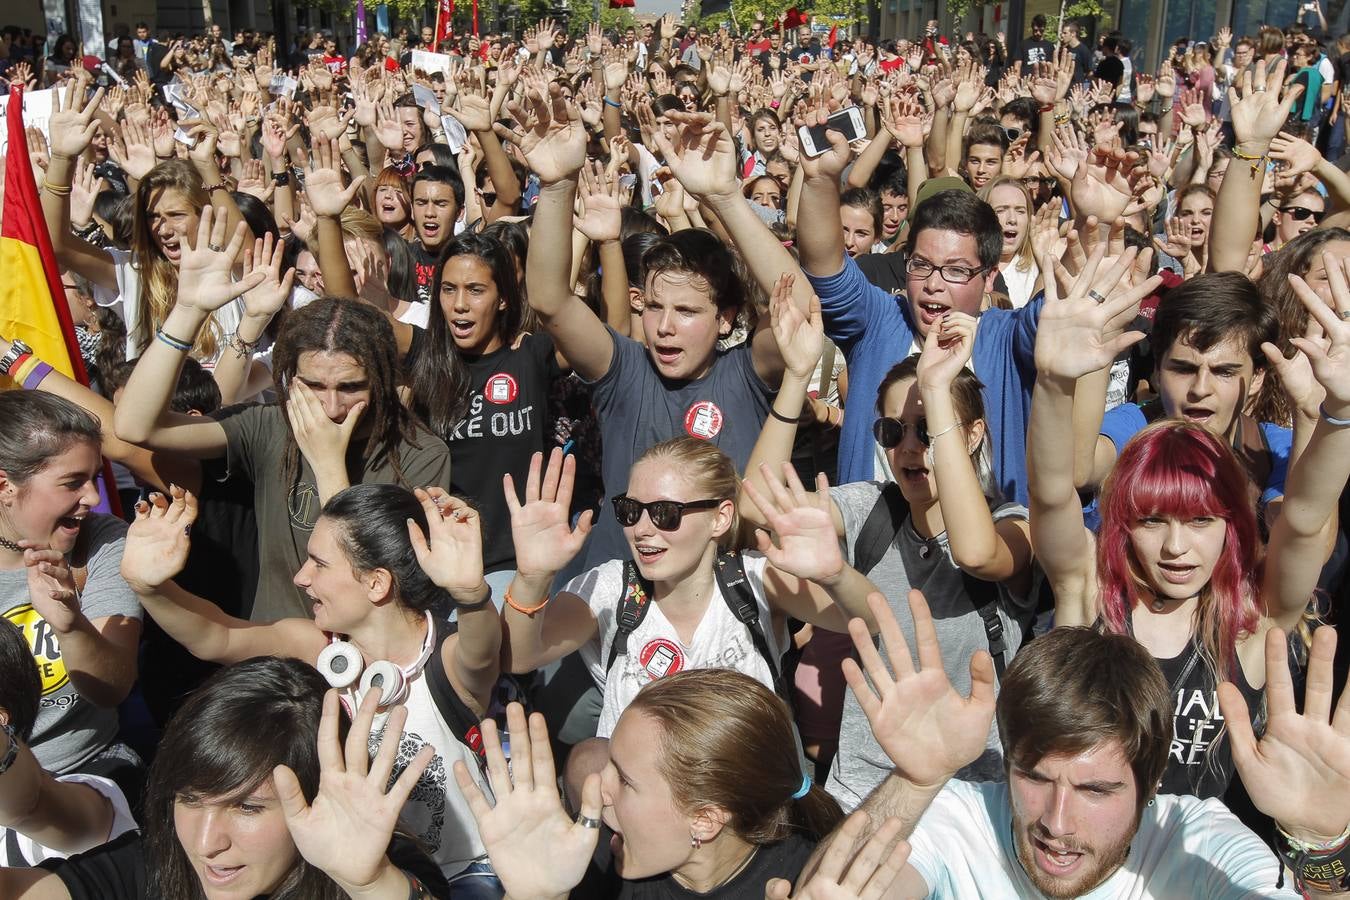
[3,603,69,695]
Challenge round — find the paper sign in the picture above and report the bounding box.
[411,83,439,111]
[0,89,55,154]
[268,73,299,98]
[440,115,467,153]
[410,49,452,77]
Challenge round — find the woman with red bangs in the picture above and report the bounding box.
[1026,245,1350,799]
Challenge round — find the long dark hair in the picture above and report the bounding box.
[142,657,347,900]
[409,233,525,436]
[271,298,421,487]
[320,484,449,613]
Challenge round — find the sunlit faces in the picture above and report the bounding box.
[748,176,783,211]
[1299,239,1350,308]
[374,184,411,226]
[412,180,459,251]
[620,459,733,583]
[880,189,909,241]
[752,116,781,155]
[988,183,1030,259]
[0,442,102,555]
[840,204,878,257]
[395,105,423,152]
[1127,510,1228,602]
[174,781,299,900]
[965,143,1004,190]
[294,249,324,294]
[292,350,372,425]
[1275,190,1326,244]
[905,229,995,337]
[439,255,506,355]
[602,710,706,879]
[640,270,733,381]
[146,186,200,267]
[880,376,936,502]
[292,516,379,632]
[1009,743,1140,899]
[1174,192,1214,247]
[1155,333,1262,436]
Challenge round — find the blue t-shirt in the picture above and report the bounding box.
[1100,403,1291,506]
[806,254,1043,505]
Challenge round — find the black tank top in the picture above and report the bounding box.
[1111,616,1265,800]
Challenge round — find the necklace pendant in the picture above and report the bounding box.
[1151,598,1166,612]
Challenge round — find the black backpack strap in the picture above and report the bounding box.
[957,500,1020,681]
[853,482,908,577]
[606,560,654,673]
[425,620,487,759]
[714,552,790,703]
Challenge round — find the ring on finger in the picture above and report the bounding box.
[1340,309,1350,320]
[1088,289,1107,304]
[576,814,602,829]
[207,242,226,253]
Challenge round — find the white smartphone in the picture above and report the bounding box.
[797,106,866,158]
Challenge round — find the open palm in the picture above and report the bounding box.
[1033,244,1156,380]
[506,450,592,579]
[652,111,740,201]
[746,467,845,584]
[121,487,196,593]
[497,86,587,185]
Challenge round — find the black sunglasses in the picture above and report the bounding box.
[873,416,932,449]
[1279,206,1327,223]
[612,495,724,530]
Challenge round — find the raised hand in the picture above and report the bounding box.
[448,78,494,133]
[916,311,977,392]
[1069,146,1140,224]
[1221,625,1350,843]
[649,111,740,201]
[764,810,909,900]
[49,77,105,158]
[69,157,105,228]
[574,161,623,242]
[1269,130,1324,177]
[304,138,365,218]
[744,464,845,584]
[495,83,587,185]
[767,272,824,380]
[881,93,931,148]
[240,233,295,321]
[1230,59,1302,150]
[1033,243,1159,381]
[236,158,275,202]
[120,486,197,594]
[1045,123,1087,182]
[276,691,435,895]
[1288,251,1350,418]
[176,206,268,313]
[108,115,157,181]
[453,703,602,900]
[19,544,83,633]
[796,105,853,181]
[408,488,486,596]
[505,449,593,580]
[843,590,996,787]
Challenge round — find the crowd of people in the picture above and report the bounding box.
[1,7,1350,899]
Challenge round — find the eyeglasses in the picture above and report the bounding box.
[905,258,987,284]
[1002,125,1022,142]
[612,495,724,530]
[873,416,942,448]
[1279,206,1327,223]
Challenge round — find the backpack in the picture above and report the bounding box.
[604,552,790,704]
[852,481,1011,678]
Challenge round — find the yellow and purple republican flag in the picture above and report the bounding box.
[2,87,121,516]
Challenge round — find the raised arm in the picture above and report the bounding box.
[113,207,265,454]
[447,75,521,222]
[305,137,365,301]
[1211,61,1301,273]
[499,451,598,674]
[1028,245,1159,625]
[119,487,323,664]
[1261,260,1350,633]
[507,84,614,382]
[42,79,117,292]
[917,314,1033,582]
[573,162,631,334]
[794,106,854,277]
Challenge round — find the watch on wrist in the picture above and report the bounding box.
[0,338,33,375]
[273,170,290,186]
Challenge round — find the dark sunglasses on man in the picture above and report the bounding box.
[1279,205,1327,223]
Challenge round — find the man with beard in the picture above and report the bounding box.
[832,589,1348,899]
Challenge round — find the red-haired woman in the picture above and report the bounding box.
[1026,245,1350,799]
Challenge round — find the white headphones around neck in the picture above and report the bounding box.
[317,611,436,710]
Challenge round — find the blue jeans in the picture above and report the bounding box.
[447,860,503,898]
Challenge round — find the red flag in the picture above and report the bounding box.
[827,25,837,47]
[472,0,479,36]
[784,8,807,28]
[433,0,454,51]
[1,89,121,517]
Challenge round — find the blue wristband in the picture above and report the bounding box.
[603,96,623,109]
[1320,403,1350,427]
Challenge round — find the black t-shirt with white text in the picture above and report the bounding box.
[412,239,441,306]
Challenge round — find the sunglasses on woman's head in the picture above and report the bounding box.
[873,416,932,449]
[612,495,723,530]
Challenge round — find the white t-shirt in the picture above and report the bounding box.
[999,259,1041,309]
[94,248,243,364]
[566,554,788,738]
[908,780,1299,899]
[0,773,137,867]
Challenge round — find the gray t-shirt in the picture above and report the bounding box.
[825,482,1034,811]
[582,327,774,568]
[0,515,141,774]
[217,404,453,622]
